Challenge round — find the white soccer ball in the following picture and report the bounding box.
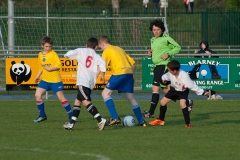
[122,115,136,127]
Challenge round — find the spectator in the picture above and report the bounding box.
[184,0,189,13]
[188,40,222,100]
[152,0,160,13]
[189,0,194,14]
[184,0,194,14]
[159,0,168,16]
[112,0,119,16]
[143,0,149,8]
[189,40,221,79]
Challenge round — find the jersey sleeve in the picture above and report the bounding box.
[102,50,110,66]
[166,36,181,56]
[38,53,43,71]
[53,52,62,69]
[162,72,170,81]
[96,54,106,72]
[184,74,204,95]
[64,49,80,59]
[126,53,135,66]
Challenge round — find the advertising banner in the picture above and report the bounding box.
[6,58,111,90]
[142,58,240,90]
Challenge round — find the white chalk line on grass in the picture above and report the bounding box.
[1,146,110,160]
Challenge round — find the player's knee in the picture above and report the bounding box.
[160,100,166,106]
[35,93,42,100]
[102,89,112,99]
[180,101,187,109]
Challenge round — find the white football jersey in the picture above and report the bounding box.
[162,69,204,95]
[64,48,106,90]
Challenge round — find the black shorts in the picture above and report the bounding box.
[76,85,92,102]
[165,87,189,102]
[152,65,168,87]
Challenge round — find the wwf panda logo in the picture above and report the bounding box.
[10,61,32,85]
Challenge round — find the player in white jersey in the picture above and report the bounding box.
[149,60,209,128]
[62,37,107,131]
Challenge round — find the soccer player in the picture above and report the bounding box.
[150,60,209,128]
[34,36,72,123]
[143,19,194,121]
[98,35,147,127]
[62,37,107,131]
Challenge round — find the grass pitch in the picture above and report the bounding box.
[1,99,240,160]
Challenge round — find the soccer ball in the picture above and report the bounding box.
[122,115,136,127]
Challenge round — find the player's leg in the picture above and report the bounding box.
[53,82,73,118]
[82,98,106,131]
[149,87,174,125]
[34,80,48,122]
[149,96,171,125]
[126,93,146,126]
[180,99,191,128]
[69,98,81,124]
[63,98,81,130]
[179,90,192,128]
[142,85,160,118]
[143,65,166,118]
[186,99,194,115]
[102,75,121,125]
[118,74,146,126]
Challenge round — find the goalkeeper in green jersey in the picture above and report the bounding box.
[142,19,194,120]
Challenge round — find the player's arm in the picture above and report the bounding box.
[64,49,80,59]
[147,47,152,57]
[126,53,136,76]
[43,65,60,72]
[184,74,209,96]
[34,70,42,83]
[166,37,181,56]
[161,72,170,84]
[97,55,107,83]
[35,56,43,83]
[44,53,62,72]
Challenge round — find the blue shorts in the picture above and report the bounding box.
[38,80,64,94]
[106,74,134,93]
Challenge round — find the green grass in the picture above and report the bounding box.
[1,99,240,160]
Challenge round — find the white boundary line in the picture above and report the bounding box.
[1,146,110,160]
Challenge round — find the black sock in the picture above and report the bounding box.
[149,93,159,115]
[86,103,102,122]
[186,99,189,106]
[182,107,190,124]
[159,105,167,120]
[70,105,81,124]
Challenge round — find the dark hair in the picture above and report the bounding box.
[41,36,53,45]
[167,60,180,71]
[149,19,165,32]
[99,35,110,44]
[86,37,98,49]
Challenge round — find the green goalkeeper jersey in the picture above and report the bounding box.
[151,33,181,65]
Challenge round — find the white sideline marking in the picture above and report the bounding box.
[1,146,110,160]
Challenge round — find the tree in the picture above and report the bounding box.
[223,0,240,8]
